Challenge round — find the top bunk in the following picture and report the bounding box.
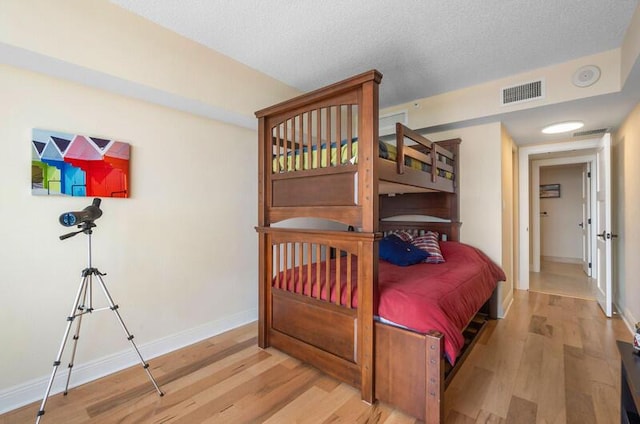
[255,70,459,230]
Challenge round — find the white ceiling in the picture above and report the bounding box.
[110,0,640,145]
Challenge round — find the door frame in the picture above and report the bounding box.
[582,162,592,277]
[530,155,596,273]
[517,138,602,290]
[595,133,613,317]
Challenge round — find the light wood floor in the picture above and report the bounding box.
[1,290,631,424]
[529,260,598,300]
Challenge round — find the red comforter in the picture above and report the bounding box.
[377,241,505,363]
[273,241,505,364]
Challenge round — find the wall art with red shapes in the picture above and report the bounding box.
[31,129,130,198]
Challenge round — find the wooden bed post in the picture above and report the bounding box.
[257,115,270,348]
[425,331,445,423]
[357,74,381,404]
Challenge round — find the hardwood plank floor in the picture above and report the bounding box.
[0,290,630,423]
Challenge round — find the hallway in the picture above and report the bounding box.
[529,260,598,300]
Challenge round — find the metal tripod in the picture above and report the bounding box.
[35,221,163,424]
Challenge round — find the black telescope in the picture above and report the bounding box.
[59,198,103,227]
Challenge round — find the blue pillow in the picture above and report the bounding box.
[379,235,429,266]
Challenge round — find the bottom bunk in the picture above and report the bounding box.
[255,226,505,422]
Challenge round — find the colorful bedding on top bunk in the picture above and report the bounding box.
[271,241,505,364]
[272,139,454,180]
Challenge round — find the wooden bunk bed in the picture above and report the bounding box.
[255,70,503,422]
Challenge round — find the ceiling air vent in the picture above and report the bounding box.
[573,128,608,137]
[501,79,545,106]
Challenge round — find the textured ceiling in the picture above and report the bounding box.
[108,0,640,144]
[109,0,637,108]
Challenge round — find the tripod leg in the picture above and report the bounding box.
[94,272,164,396]
[62,276,90,395]
[36,274,89,424]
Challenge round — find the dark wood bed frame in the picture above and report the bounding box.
[255,70,497,422]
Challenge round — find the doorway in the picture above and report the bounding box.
[518,134,613,316]
[517,137,601,289]
[530,161,597,300]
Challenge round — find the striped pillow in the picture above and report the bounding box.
[412,231,445,264]
[389,229,414,243]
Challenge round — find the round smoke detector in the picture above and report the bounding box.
[573,65,601,87]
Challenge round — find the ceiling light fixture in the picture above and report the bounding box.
[541,121,584,134]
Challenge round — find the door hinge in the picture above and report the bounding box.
[589,262,592,269]
[588,218,591,225]
[587,171,591,178]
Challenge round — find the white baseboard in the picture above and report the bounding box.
[615,302,637,336]
[500,288,514,319]
[0,308,257,415]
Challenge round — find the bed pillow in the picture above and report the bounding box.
[388,229,414,243]
[412,231,445,264]
[379,235,428,266]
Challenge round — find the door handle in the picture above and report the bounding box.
[598,231,619,240]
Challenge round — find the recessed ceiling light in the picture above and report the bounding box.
[542,121,584,134]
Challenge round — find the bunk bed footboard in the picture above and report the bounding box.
[375,281,499,423]
[256,227,379,401]
[375,323,445,423]
[271,289,360,384]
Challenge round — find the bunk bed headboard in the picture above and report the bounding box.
[255,70,383,232]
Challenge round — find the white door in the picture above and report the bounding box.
[581,163,591,276]
[595,133,612,317]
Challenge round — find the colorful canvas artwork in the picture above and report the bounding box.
[31,129,130,198]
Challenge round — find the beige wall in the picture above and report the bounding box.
[423,123,514,312]
[0,0,300,119]
[621,4,640,85]
[512,144,519,293]
[0,64,261,404]
[424,124,503,263]
[0,0,301,412]
[539,165,584,261]
[500,125,516,306]
[613,101,640,326]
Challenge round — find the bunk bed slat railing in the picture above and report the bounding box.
[347,105,353,165]
[270,238,358,308]
[271,104,358,174]
[430,143,438,183]
[306,111,313,169]
[396,123,439,179]
[271,117,457,185]
[325,107,331,168]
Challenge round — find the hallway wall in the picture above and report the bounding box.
[613,101,640,327]
[539,164,584,262]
